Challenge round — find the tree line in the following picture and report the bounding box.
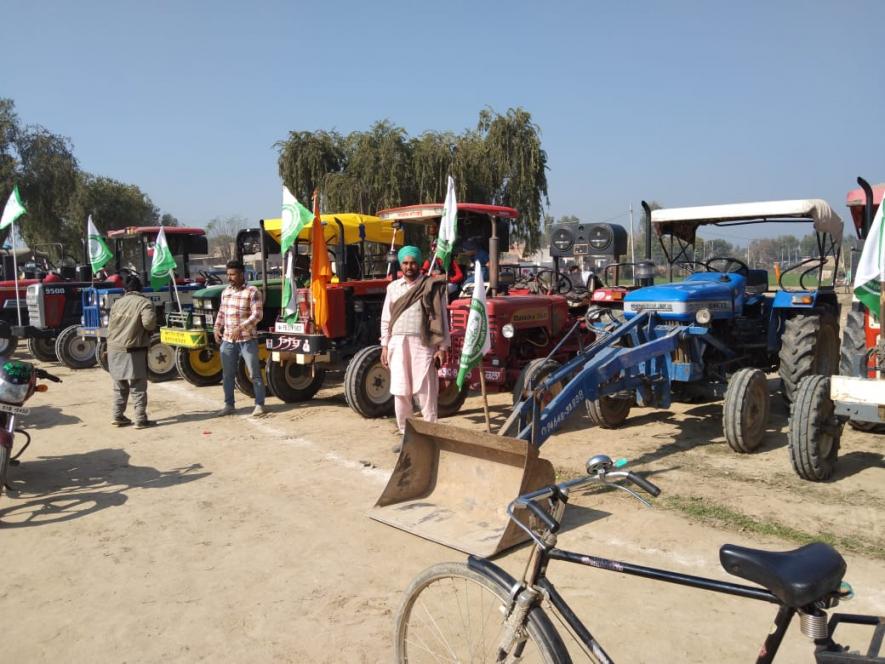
[276,108,549,253]
[0,98,176,260]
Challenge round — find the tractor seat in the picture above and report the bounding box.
[745,269,769,295]
[719,542,845,608]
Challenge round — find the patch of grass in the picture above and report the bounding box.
[662,495,884,561]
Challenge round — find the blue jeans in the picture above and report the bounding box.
[220,340,265,407]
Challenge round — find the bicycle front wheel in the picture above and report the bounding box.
[395,562,570,664]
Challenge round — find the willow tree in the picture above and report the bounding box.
[276,107,550,253]
[275,129,345,203]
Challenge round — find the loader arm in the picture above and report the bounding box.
[504,311,685,447]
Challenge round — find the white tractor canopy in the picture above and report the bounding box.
[651,199,844,245]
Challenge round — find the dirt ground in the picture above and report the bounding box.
[2,348,883,663]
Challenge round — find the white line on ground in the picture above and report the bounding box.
[156,381,390,484]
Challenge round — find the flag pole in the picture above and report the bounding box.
[169,269,183,312]
[478,368,492,433]
[10,223,21,326]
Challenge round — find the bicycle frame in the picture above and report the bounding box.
[484,471,884,664]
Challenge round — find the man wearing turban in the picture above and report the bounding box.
[380,245,450,446]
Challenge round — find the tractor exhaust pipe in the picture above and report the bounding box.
[858,176,874,239]
[635,200,655,287]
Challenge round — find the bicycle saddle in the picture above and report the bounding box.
[719,542,846,608]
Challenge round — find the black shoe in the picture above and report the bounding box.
[134,420,157,429]
[112,416,133,427]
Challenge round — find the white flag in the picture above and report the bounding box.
[853,201,885,317]
[455,259,490,389]
[432,176,458,271]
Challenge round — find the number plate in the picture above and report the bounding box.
[0,403,29,416]
[275,321,305,334]
[160,328,207,348]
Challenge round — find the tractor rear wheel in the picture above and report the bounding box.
[265,358,325,403]
[723,368,770,453]
[345,345,394,418]
[837,307,885,432]
[235,346,271,398]
[146,334,177,382]
[437,379,469,418]
[778,313,839,402]
[55,325,97,369]
[175,347,223,386]
[27,336,57,362]
[788,375,841,481]
[96,340,109,372]
[0,334,18,356]
[586,396,632,429]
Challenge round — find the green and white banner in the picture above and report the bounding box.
[281,251,300,322]
[87,215,113,273]
[432,176,458,271]
[281,186,314,255]
[853,200,885,317]
[0,185,26,230]
[455,259,490,389]
[150,226,177,290]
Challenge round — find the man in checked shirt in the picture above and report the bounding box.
[213,259,267,416]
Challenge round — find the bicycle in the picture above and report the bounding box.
[394,455,884,663]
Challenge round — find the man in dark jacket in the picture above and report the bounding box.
[107,274,157,428]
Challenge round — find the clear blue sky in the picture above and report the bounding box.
[5,0,884,243]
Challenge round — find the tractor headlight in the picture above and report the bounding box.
[502,323,515,339]
[695,308,712,325]
[101,314,110,327]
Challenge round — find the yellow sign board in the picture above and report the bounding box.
[160,327,207,349]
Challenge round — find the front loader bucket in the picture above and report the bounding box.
[369,418,555,557]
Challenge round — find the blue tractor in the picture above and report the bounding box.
[369,199,846,556]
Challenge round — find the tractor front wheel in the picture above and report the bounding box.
[146,334,177,382]
[437,379,469,418]
[0,334,18,357]
[96,340,109,372]
[344,345,394,418]
[265,358,325,403]
[27,336,57,362]
[723,368,770,453]
[778,313,839,402]
[512,359,563,406]
[788,375,841,481]
[175,346,223,386]
[586,396,632,429]
[55,325,97,369]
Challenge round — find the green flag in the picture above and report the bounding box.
[455,259,491,389]
[150,227,177,290]
[0,185,26,230]
[87,215,113,273]
[281,186,314,255]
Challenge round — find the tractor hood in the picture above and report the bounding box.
[624,273,746,321]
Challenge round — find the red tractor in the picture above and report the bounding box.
[344,204,629,419]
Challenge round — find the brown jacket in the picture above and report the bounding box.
[387,275,449,349]
[107,292,157,352]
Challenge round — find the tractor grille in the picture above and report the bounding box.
[26,284,44,328]
[448,310,498,364]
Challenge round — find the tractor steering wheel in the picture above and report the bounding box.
[704,256,750,275]
[535,269,573,295]
[199,270,223,285]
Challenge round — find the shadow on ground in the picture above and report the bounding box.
[0,448,209,528]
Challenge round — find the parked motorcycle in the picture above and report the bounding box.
[0,359,61,498]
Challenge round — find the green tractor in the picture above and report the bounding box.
[160,220,287,393]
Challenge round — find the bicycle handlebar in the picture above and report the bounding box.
[35,368,62,383]
[507,459,661,544]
